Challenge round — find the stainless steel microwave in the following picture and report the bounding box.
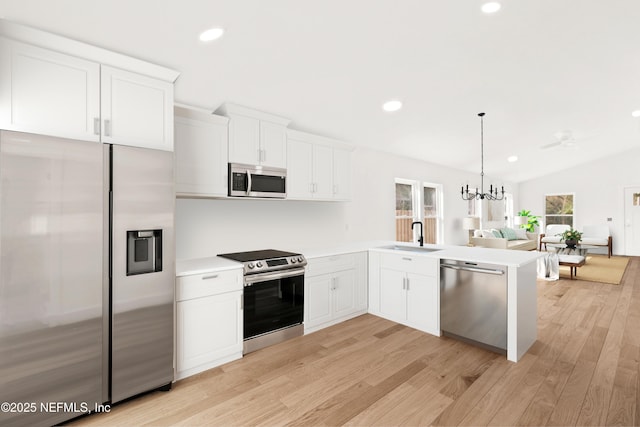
[228,163,286,198]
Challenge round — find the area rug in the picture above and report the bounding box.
[559,255,629,284]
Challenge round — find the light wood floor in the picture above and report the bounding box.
[73,257,640,426]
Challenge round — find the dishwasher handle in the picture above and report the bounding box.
[440,263,505,276]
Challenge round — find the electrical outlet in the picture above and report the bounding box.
[607,218,612,222]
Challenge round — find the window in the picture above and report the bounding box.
[395,179,443,244]
[395,181,414,242]
[545,194,574,227]
[504,193,514,227]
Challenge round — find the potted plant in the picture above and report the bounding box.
[515,210,539,233]
[557,228,583,249]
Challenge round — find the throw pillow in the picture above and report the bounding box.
[491,229,503,238]
[513,227,528,240]
[481,229,495,238]
[500,227,518,241]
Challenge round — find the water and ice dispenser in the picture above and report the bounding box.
[126,230,162,275]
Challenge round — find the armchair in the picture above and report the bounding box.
[539,224,571,251]
[581,225,613,258]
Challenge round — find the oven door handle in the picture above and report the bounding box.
[244,267,306,286]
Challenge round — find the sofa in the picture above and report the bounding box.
[471,228,538,251]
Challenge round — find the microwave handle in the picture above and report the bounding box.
[246,170,253,195]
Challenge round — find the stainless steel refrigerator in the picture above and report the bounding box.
[0,130,174,427]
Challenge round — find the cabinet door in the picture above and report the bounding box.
[353,252,368,311]
[286,139,314,199]
[0,38,100,142]
[406,273,438,335]
[332,148,351,200]
[305,274,333,328]
[177,291,242,372]
[312,144,334,199]
[260,121,287,168]
[379,268,407,323]
[333,269,356,318]
[101,65,174,151]
[175,115,228,196]
[228,114,260,164]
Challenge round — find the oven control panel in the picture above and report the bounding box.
[245,256,306,274]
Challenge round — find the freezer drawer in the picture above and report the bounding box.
[440,259,507,352]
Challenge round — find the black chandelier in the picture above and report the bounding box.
[461,112,505,201]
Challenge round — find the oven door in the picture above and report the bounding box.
[243,268,304,340]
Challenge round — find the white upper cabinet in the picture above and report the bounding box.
[0,20,179,150]
[174,105,229,197]
[287,130,352,201]
[0,38,101,142]
[332,148,351,201]
[218,104,290,168]
[259,121,287,168]
[101,66,174,151]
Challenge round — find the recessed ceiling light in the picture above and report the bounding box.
[199,27,225,42]
[481,2,501,14]
[382,100,402,112]
[632,110,640,118]
[507,155,518,163]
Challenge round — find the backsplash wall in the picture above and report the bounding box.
[175,198,349,259]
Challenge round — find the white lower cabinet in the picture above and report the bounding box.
[304,252,367,333]
[175,268,243,380]
[370,251,439,336]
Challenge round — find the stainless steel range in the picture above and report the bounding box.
[218,249,306,354]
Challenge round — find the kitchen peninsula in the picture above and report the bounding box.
[177,241,541,382]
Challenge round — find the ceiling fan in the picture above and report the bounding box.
[541,130,578,150]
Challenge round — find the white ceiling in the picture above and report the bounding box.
[2,0,640,183]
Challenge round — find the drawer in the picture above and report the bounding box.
[379,253,438,276]
[306,253,357,277]
[176,268,243,301]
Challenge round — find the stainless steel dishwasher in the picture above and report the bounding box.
[440,259,507,353]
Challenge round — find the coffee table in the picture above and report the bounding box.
[546,245,587,279]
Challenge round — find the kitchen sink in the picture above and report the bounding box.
[378,245,442,253]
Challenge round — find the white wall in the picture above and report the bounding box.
[518,147,640,256]
[176,146,515,260]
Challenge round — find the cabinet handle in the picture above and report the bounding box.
[406,278,410,291]
[402,277,406,290]
[262,149,266,162]
[240,294,244,310]
[104,119,111,137]
[333,184,338,195]
[201,274,219,280]
[402,257,412,261]
[93,118,100,135]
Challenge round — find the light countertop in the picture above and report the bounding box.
[176,256,242,277]
[369,243,544,267]
[176,241,543,277]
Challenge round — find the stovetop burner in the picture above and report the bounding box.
[218,249,306,275]
[217,249,299,263]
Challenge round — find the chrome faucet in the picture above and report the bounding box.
[411,221,424,246]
